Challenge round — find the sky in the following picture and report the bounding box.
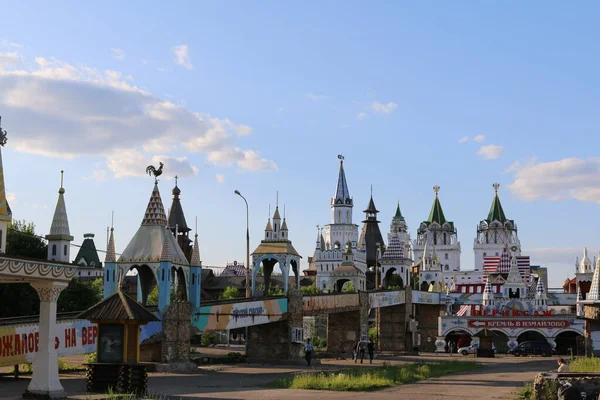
[0,1,599,288]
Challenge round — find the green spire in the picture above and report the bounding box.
[393,201,405,221]
[427,185,446,225]
[487,183,507,222]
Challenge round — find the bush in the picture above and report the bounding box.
[201,332,219,346]
[313,337,327,348]
[570,356,600,372]
[342,282,356,293]
[369,327,378,343]
[84,352,97,363]
[220,286,240,300]
[300,284,322,295]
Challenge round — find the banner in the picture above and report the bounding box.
[369,291,405,309]
[0,320,97,367]
[192,298,287,331]
[467,319,570,329]
[412,291,440,305]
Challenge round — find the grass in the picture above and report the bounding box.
[569,356,600,372]
[266,361,479,391]
[516,382,534,400]
[10,358,83,374]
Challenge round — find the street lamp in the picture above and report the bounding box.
[234,190,251,298]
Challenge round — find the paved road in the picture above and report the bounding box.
[0,354,554,399]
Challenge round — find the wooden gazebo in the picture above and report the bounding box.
[77,288,160,394]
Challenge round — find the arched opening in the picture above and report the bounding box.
[384,268,404,289]
[487,330,509,353]
[517,330,547,344]
[445,329,472,353]
[128,264,157,306]
[290,258,299,290]
[555,331,585,355]
[254,257,285,296]
[334,241,341,250]
[333,278,350,292]
[170,266,188,301]
[52,244,57,256]
[420,281,429,291]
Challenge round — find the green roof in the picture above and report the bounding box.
[427,195,446,225]
[393,202,405,221]
[487,194,507,222]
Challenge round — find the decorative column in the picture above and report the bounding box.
[435,336,447,353]
[507,336,519,350]
[24,281,68,399]
[546,337,557,351]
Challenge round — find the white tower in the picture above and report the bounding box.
[413,185,461,274]
[535,279,548,312]
[482,278,495,309]
[473,184,521,271]
[0,121,11,254]
[46,170,74,262]
[580,247,593,274]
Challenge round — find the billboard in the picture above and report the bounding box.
[302,293,359,313]
[412,291,440,305]
[192,298,288,331]
[369,291,406,309]
[0,320,97,367]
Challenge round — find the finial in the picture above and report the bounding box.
[316,224,320,234]
[283,204,286,219]
[433,185,440,196]
[268,204,271,218]
[59,170,65,194]
[493,183,500,194]
[338,154,344,162]
[0,116,7,147]
[175,175,178,186]
[195,216,198,236]
[370,184,373,197]
[276,191,279,208]
[111,210,114,230]
[146,161,164,184]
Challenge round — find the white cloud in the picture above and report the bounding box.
[507,157,600,203]
[474,134,486,142]
[110,48,126,61]
[172,45,193,70]
[216,173,225,183]
[458,136,469,143]
[477,144,504,159]
[0,40,22,48]
[371,101,397,115]
[0,52,23,70]
[84,169,108,182]
[305,93,328,101]
[6,192,15,204]
[356,112,369,120]
[0,52,277,177]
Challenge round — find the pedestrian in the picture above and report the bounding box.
[450,341,455,355]
[457,337,464,349]
[368,338,375,364]
[557,358,569,372]
[355,336,367,364]
[304,338,314,366]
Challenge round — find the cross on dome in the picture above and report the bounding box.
[433,185,440,196]
[493,183,500,194]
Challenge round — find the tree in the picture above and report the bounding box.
[387,274,404,290]
[300,284,322,295]
[220,286,240,300]
[57,278,103,312]
[342,282,356,293]
[0,220,48,317]
[146,286,176,306]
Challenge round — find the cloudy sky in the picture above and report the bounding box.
[1,1,599,287]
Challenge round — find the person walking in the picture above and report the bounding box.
[355,336,367,364]
[304,338,314,366]
[557,358,570,372]
[367,338,375,364]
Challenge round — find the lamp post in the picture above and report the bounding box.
[234,190,251,298]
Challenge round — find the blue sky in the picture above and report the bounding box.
[1,1,599,288]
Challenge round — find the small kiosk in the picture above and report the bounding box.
[77,288,160,394]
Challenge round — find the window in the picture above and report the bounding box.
[338,211,341,221]
[444,253,448,260]
[88,271,90,276]
[483,252,487,257]
[444,265,449,271]
[52,244,57,256]
[495,252,499,256]
[64,245,67,256]
[274,223,277,232]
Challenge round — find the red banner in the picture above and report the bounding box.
[467,319,569,329]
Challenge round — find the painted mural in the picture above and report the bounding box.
[446,292,576,306]
[0,320,97,367]
[192,298,288,331]
[412,290,440,305]
[369,291,405,309]
[302,293,359,313]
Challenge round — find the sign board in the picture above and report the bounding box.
[192,298,288,331]
[412,291,440,305]
[291,328,304,343]
[302,294,359,313]
[0,320,97,367]
[369,291,405,309]
[467,319,570,329]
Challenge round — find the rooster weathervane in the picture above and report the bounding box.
[0,117,8,147]
[146,162,164,184]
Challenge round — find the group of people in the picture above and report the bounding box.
[303,336,376,366]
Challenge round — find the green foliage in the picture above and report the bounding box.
[256,284,284,296]
[342,282,356,293]
[570,356,600,372]
[387,274,404,289]
[84,352,97,363]
[201,332,219,346]
[57,358,80,372]
[146,286,175,306]
[313,336,327,348]
[220,286,240,300]
[300,284,322,295]
[517,382,534,400]
[6,220,47,259]
[266,361,479,391]
[369,327,378,343]
[57,278,103,313]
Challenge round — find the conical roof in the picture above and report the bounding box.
[105,228,116,263]
[46,172,73,241]
[281,218,288,230]
[0,145,11,221]
[588,257,600,301]
[160,228,172,262]
[505,255,525,285]
[363,195,379,214]
[427,192,446,225]
[273,206,281,220]
[265,218,273,231]
[536,278,545,294]
[381,234,404,260]
[141,183,168,226]
[320,234,325,250]
[74,234,102,267]
[487,186,507,222]
[168,183,190,233]
[190,234,201,266]
[77,290,160,322]
[393,202,405,221]
[334,159,352,205]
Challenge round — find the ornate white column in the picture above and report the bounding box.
[24,281,68,399]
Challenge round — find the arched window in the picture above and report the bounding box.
[64,244,67,256]
[52,244,57,256]
[338,211,341,221]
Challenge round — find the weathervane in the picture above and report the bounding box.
[175,175,179,186]
[433,185,440,196]
[145,161,164,184]
[338,154,344,161]
[0,117,8,147]
[493,183,500,194]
